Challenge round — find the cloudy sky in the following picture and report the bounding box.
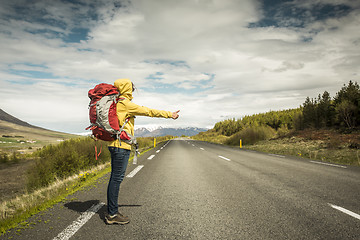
[0,0,359,134]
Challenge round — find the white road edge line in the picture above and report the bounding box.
[53,202,105,240]
[218,155,231,161]
[310,161,347,169]
[126,165,144,178]
[329,204,360,220]
[147,155,155,160]
[268,154,285,158]
[156,150,160,153]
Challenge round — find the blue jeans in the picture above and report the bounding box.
[107,147,130,216]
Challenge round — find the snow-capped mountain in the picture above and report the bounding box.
[134,127,207,137]
[134,127,151,136]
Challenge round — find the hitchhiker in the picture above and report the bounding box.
[105,78,180,225]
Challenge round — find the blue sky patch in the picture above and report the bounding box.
[143,60,215,94]
[1,0,98,43]
[139,81,213,95]
[144,72,214,95]
[8,69,56,79]
[146,72,165,80]
[65,27,91,43]
[144,59,190,68]
[249,0,353,29]
[8,63,55,80]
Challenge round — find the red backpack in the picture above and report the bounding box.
[86,83,129,141]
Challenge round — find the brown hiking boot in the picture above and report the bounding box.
[105,212,130,225]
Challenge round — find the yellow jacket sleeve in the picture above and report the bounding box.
[108,99,173,150]
[125,101,173,118]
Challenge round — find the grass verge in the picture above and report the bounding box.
[244,136,360,166]
[0,162,110,235]
[193,129,360,166]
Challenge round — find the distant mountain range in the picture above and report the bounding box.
[134,126,207,137]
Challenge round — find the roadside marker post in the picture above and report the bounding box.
[154,138,156,148]
[240,139,242,148]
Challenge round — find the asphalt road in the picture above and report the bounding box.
[2,138,360,240]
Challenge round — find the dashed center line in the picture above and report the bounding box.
[329,204,360,220]
[200,148,204,150]
[147,155,155,160]
[218,155,231,161]
[126,165,144,178]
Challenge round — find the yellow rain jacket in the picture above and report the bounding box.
[109,79,173,150]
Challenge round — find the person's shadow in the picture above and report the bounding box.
[64,200,142,222]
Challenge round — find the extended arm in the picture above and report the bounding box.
[125,100,179,119]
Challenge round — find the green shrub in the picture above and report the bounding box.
[136,136,173,149]
[192,129,229,144]
[26,137,110,191]
[225,125,276,146]
[11,152,20,163]
[0,153,9,164]
[0,152,21,164]
[277,124,290,138]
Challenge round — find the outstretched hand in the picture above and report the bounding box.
[172,110,180,119]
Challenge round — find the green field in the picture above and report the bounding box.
[0,120,78,154]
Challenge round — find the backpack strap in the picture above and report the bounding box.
[116,118,129,146]
[115,118,140,164]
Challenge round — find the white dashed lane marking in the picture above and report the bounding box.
[126,165,144,178]
[218,155,231,161]
[329,204,360,220]
[53,202,105,240]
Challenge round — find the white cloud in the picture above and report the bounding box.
[0,0,359,133]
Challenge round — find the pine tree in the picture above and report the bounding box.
[318,91,334,127]
[334,81,360,128]
[303,97,316,128]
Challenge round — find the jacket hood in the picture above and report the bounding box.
[114,78,133,100]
